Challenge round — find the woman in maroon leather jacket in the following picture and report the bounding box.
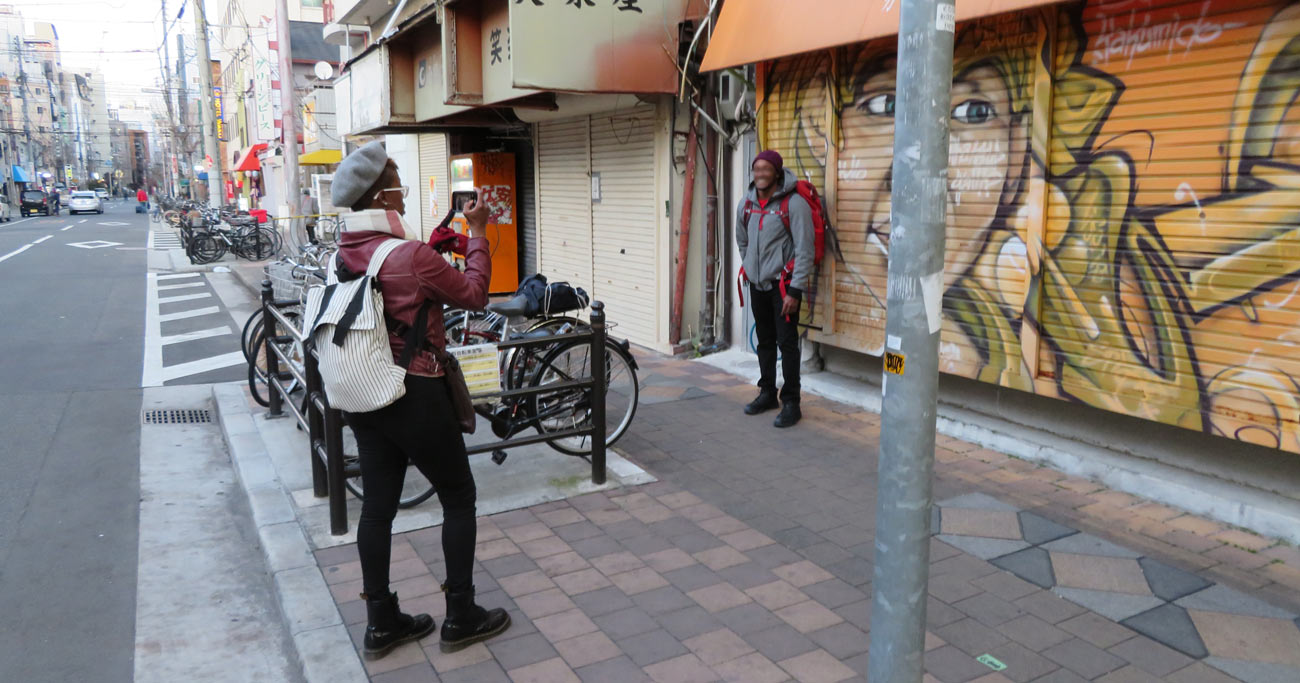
[333,144,509,659]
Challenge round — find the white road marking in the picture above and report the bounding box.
[144,274,244,387]
[0,243,33,263]
[157,282,205,291]
[67,240,123,249]
[158,292,212,304]
[158,352,245,383]
[33,235,52,244]
[156,272,200,281]
[161,326,233,346]
[1,217,34,227]
[79,219,87,223]
[159,306,220,322]
[61,225,74,231]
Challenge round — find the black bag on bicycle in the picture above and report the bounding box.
[514,274,589,316]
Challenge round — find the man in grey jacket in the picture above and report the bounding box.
[737,150,816,428]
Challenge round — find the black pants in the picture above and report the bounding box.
[344,375,477,597]
[750,284,800,402]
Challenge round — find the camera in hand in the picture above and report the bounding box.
[451,190,478,213]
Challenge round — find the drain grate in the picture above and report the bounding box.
[142,409,212,425]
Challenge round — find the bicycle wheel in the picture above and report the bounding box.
[247,315,302,407]
[241,310,263,362]
[189,232,226,264]
[237,227,279,261]
[529,338,639,456]
[342,455,438,508]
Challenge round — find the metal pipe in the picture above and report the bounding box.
[590,301,607,485]
[669,103,700,346]
[867,0,956,681]
[699,86,719,348]
[261,280,284,417]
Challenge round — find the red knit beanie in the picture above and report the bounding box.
[752,150,784,172]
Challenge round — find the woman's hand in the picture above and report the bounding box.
[463,191,490,239]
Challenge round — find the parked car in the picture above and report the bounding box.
[21,189,55,216]
[68,190,104,215]
[0,200,10,222]
[95,189,110,201]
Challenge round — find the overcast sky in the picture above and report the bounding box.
[14,0,206,107]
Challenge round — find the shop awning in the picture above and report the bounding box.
[11,165,33,183]
[700,0,1065,72]
[234,143,268,172]
[298,149,342,165]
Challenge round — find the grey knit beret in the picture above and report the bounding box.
[331,140,389,208]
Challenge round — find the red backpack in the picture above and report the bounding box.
[738,180,830,312]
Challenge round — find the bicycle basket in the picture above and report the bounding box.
[266,261,306,301]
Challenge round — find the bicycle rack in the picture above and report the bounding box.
[259,280,611,536]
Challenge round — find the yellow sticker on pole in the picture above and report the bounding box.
[884,351,906,375]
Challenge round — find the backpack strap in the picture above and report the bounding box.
[328,239,407,346]
[365,238,406,277]
[742,199,756,227]
[394,299,436,369]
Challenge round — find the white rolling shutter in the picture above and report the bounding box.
[537,117,593,291]
[590,105,658,348]
[417,132,450,241]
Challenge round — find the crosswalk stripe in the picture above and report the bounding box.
[158,292,212,304]
[157,282,205,291]
[159,351,246,383]
[159,306,220,322]
[161,326,234,346]
[156,272,200,281]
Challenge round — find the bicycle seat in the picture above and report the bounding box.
[486,294,532,318]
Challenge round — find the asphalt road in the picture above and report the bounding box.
[0,201,249,682]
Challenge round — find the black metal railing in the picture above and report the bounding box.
[259,280,610,536]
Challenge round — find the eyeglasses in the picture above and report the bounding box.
[376,186,409,199]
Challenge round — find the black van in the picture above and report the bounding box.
[21,189,55,216]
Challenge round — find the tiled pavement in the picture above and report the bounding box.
[316,352,1300,682]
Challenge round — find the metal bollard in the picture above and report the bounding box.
[323,404,348,536]
[305,346,327,498]
[590,301,607,485]
[261,279,283,417]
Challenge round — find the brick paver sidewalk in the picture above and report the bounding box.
[318,351,1300,682]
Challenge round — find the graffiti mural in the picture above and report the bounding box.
[761,0,1300,452]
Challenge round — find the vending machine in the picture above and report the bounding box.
[448,152,519,294]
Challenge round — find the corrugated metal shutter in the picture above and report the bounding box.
[417,132,450,242]
[537,117,593,291]
[516,139,538,276]
[1042,0,1300,449]
[590,105,659,348]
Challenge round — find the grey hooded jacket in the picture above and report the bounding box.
[735,168,816,298]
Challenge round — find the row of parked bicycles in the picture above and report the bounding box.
[242,233,640,508]
[149,196,289,264]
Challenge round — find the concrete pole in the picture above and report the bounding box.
[275,0,300,211]
[193,0,224,207]
[867,1,955,682]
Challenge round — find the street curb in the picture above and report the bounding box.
[211,383,368,683]
[698,349,1300,546]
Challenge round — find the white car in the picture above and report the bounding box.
[68,190,104,215]
[95,189,110,201]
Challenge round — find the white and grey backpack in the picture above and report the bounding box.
[303,239,422,413]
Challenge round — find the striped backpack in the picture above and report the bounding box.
[304,239,416,413]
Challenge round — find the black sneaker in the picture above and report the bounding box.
[744,390,779,415]
[773,401,801,428]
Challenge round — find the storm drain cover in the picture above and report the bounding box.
[142,409,212,425]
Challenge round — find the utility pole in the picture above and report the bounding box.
[867,0,955,682]
[15,36,33,181]
[275,0,300,211]
[193,0,223,207]
[160,0,180,196]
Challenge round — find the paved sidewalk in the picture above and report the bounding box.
[313,351,1300,682]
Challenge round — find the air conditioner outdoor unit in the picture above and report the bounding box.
[718,66,754,121]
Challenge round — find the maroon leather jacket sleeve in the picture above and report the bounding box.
[410,236,492,310]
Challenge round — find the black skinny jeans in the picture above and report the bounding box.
[343,375,477,597]
[750,283,801,402]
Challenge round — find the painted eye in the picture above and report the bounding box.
[953,99,995,124]
[859,93,894,117]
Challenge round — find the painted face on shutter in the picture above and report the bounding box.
[844,59,1029,294]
